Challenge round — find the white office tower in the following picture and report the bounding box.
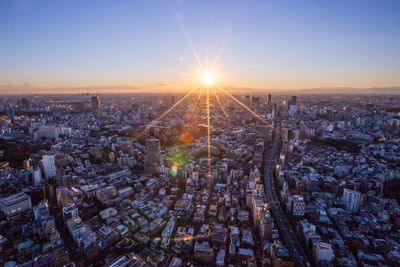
[144,138,161,173]
[313,242,334,265]
[42,155,56,179]
[33,167,42,187]
[343,188,362,213]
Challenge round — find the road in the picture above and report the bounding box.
[263,132,311,267]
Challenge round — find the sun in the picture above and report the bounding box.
[201,72,215,85]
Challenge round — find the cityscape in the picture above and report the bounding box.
[1,1,400,267]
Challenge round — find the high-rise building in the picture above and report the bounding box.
[6,108,15,122]
[267,94,272,105]
[144,138,161,173]
[291,95,297,105]
[91,95,101,110]
[42,155,56,179]
[33,167,42,187]
[343,188,362,213]
[288,96,298,116]
[272,103,278,118]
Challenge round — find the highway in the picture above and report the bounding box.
[263,132,311,267]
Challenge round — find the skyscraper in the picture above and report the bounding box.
[33,167,42,187]
[144,138,161,173]
[42,155,56,179]
[291,96,297,105]
[91,95,101,110]
[288,95,298,116]
[272,103,277,118]
[6,108,15,122]
[267,94,272,105]
[343,188,362,213]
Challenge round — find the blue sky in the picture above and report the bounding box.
[0,0,399,90]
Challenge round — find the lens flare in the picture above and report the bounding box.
[206,85,212,175]
[180,131,194,143]
[170,163,179,177]
[152,26,273,178]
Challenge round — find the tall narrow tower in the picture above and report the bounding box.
[42,155,56,179]
[144,138,161,173]
[91,95,101,110]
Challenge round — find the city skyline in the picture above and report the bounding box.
[1,0,400,93]
[1,1,400,266]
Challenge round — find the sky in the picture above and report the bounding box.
[0,0,400,92]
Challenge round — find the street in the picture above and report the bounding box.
[263,132,311,267]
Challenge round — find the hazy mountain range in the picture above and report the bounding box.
[0,83,399,95]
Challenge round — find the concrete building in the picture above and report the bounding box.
[267,94,272,105]
[313,242,334,266]
[37,126,60,139]
[144,138,161,173]
[194,241,214,262]
[62,204,79,222]
[292,195,305,216]
[0,192,32,218]
[343,188,362,213]
[33,167,42,187]
[91,95,100,110]
[6,108,15,122]
[42,155,57,179]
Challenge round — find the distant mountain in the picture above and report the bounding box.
[226,86,400,95]
[0,83,399,95]
[0,84,140,94]
[288,86,400,95]
[52,85,140,93]
[0,83,46,94]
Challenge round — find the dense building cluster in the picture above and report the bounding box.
[0,93,399,267]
